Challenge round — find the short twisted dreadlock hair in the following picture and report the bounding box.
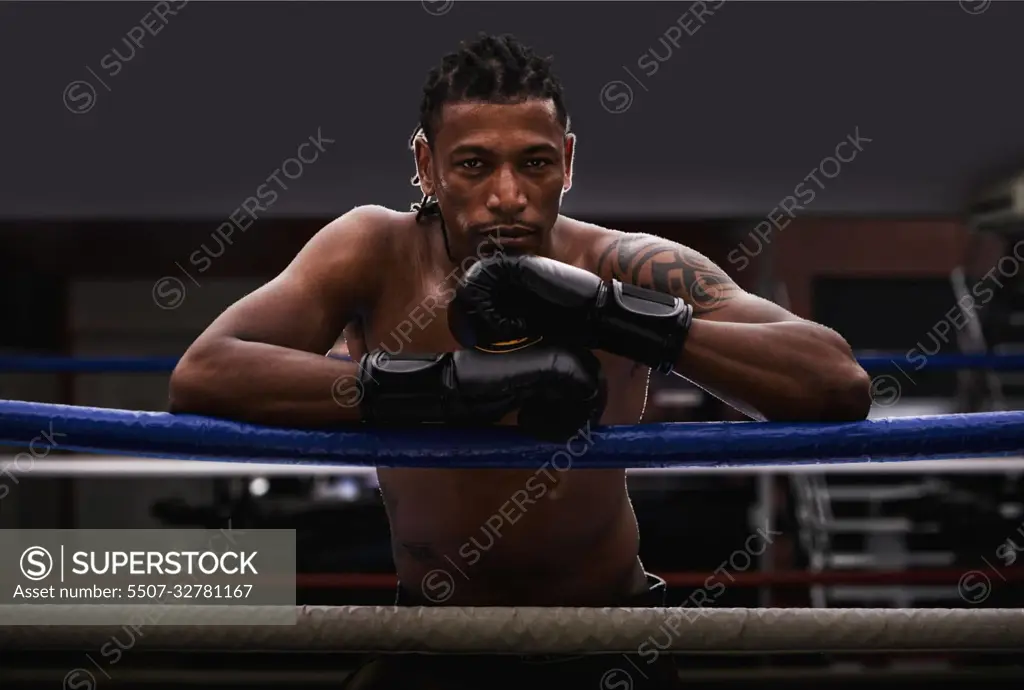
[409,33,570,222]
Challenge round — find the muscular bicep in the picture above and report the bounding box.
[594,232,798,324]
[195,207,386,354]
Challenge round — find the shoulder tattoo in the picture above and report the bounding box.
[595,234,739,314]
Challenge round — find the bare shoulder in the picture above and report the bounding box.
[554,216,670,281]
[300,205,416,274]
[285,204,418,303]
[315,204,408,251]
[552,216,622,271]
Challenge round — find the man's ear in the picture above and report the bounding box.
[563,133,576,192]
[413,134,435,197]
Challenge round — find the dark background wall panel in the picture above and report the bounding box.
[2,1,1022,218]
[772,219,973,317]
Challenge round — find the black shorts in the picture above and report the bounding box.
[339,573,683,690]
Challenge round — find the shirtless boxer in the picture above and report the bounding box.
[169,33,871,689]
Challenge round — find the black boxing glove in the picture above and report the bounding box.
[357,346,606,442]
[449,255,693,374]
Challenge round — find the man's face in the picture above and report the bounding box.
[415,98,574,261]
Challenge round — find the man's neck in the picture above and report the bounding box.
[422,215,458,274]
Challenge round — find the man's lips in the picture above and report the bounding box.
[480,227,537,239]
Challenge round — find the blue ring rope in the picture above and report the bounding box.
[0,399,1021,468]
[854,353,1024,371]
[1,353,1023,373]
[0,357,181,373]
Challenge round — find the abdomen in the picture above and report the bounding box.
[378,351,649,604]
[380,467,637,604]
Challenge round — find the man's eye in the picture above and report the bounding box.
[459,159,483,169]
[525,159,552,168]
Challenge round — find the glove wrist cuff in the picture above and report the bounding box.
[358,351,452,423]
[592,280,693,373]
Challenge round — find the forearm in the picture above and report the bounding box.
[674,319,872,422]
[169,338,363,428]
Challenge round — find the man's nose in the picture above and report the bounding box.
[486,166,527,214]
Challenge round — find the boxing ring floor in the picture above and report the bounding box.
[2,397,1024,686]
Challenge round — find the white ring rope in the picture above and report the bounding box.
[4,457,1024,477]
[0,606,1021,653]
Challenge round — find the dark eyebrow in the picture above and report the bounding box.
[520,143,560,156]
[450,143,561,158]
[450,145,493,158]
